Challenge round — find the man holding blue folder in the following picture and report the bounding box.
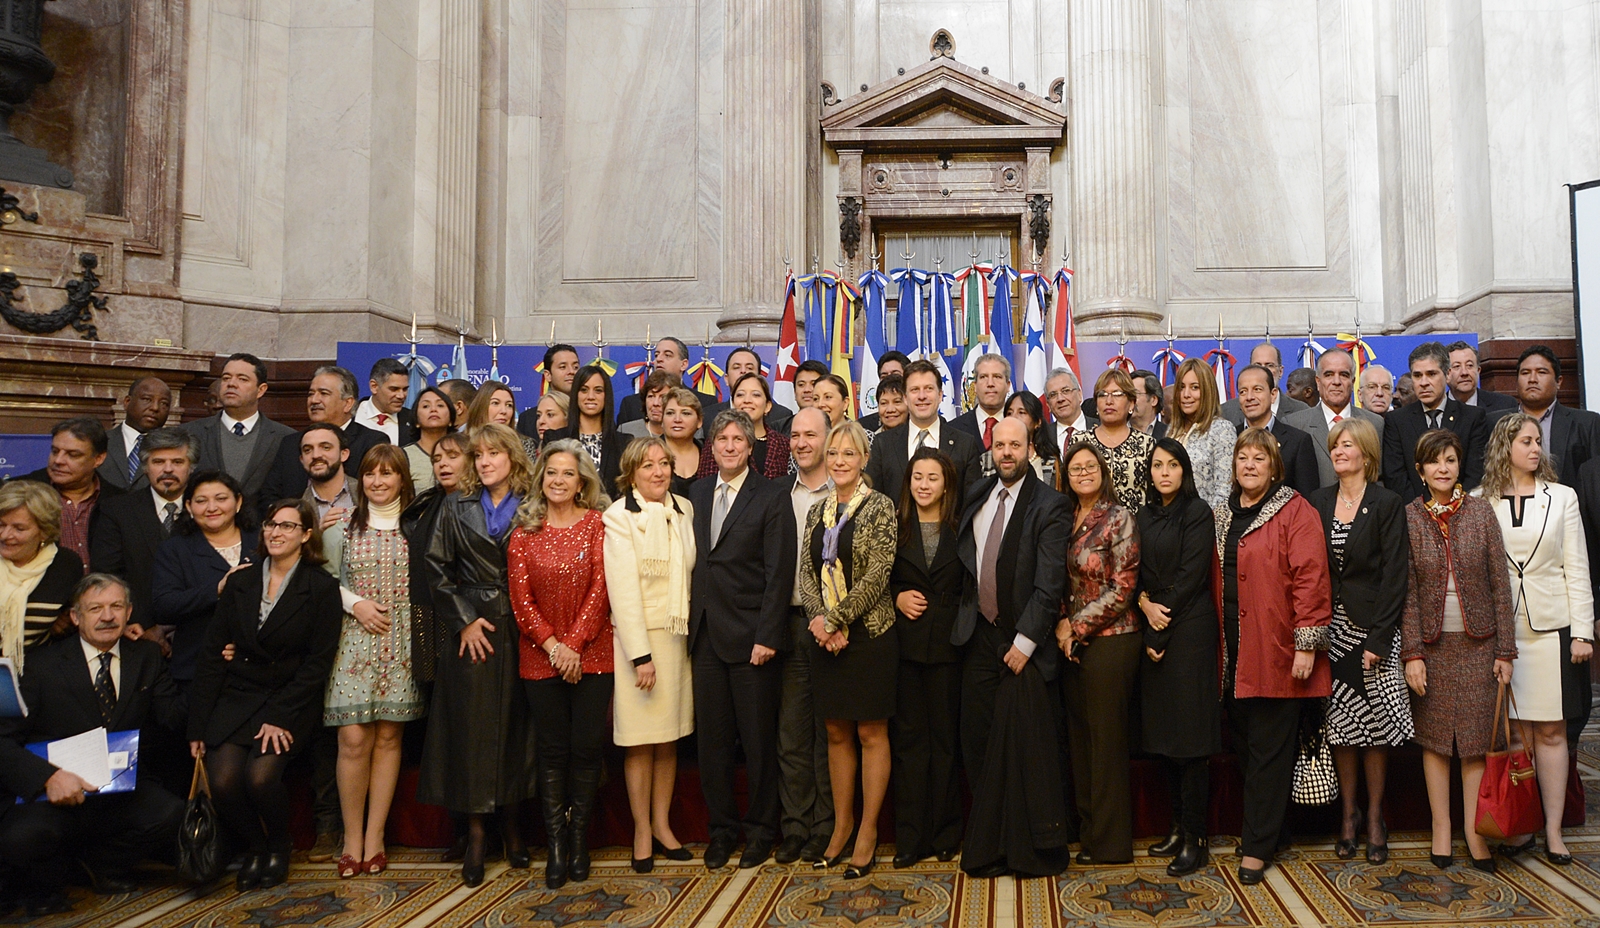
[0,574,185,917]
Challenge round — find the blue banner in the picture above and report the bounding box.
[0,435,51,479]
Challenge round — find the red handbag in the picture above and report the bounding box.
[1475,682,1544,840]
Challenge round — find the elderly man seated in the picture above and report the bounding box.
[0,574,186,916]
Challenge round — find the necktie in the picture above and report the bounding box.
[94,652,115,720]
[376,413,388,425]
[162,501,179,533]
[982,417,995,450]
[126,433,142,483]
[914,429,930,453]
[232,421,246,437]
[978,488,1010,624]
[1332,414,1343,424]
[711,484,731,544]
[1428,410,1441,430]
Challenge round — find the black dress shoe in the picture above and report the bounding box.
[1167,838,1209,877]
[1547,850,1574,866]
[632,856,655,873]
[775,835,806,865]
[800,835,830,863]
[1149,825,1183,858]
[843,859,875,880]
[893,851,928,869]
[965,862,1009,879]
[1237,864,1266,886]
[1430,853,1453,870]
[704,835,737,870]
[81,862,139,895]
[653,839,694,861]
[24,891,72,917]
[259,852,290,889]
[1496,837,1536,858]
[1076,850,1095,866]
[1470,856,1497,873]
[236,854,264,892]
[935,848,959,862]
[740,838,774,869]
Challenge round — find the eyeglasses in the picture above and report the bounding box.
[1067,466,1099,477]
[1045,387,1081,400]
[1094,390,1129,400]
[261,520,306,533]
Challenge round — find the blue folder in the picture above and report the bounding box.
[0,660,22,718]
[22,729,140,800]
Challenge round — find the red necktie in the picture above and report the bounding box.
[1332,414,1343,423]
[376,413,388,425]
[982,417,995,450]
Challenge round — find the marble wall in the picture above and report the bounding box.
[153,0,1600,359]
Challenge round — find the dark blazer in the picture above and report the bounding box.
[1039,413,1099,461]
[259,419,389,512]
[182,413,295,501]
[97,425,148,492]
[89,489,178,629]
[1381,399,1489,501]
[1221,393,1309,429]
[0,636,186,805]
[542,424,624,497]
[864,421,983,508]
[687,471,796,663]
[1469,388,1520,413]
[1268,418,1322,497]
[949,408,1003,446]
[618,387,719,425]
[1307,483,1410,656]
[952,471,1071,680]
[889,523,964,664]
[700,400,794,439]
[151,529,260,682]
[186,559,342,746]
[359,398,418,446]
[1539,403,1600,489]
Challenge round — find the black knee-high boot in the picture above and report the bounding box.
[541,770,570,889]
[567,765,603,882]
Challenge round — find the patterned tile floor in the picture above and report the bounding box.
[17,725,1600,928]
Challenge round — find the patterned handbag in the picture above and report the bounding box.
[1475,682,1544,840]
[1292,699,1339,806]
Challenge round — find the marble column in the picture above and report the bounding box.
[716,0,813,342]
[436,0,481,332]
[1066,0,1160,332]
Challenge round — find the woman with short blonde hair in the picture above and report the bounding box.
[0,478,78,669]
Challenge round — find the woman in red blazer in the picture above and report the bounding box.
[1215,428,1332,885]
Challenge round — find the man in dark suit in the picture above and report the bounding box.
[954,417,1072,877]
[90,427,196,648]
[0,574,187,915]
[857,351,910,432]
[98,377,173,493]
[182,353,295,506]
[1221,342,1309,428]
[354,357,416,445]
[1234,365,1320,496]
[699,347,795,438]
[1446,340,1519,414]
[1515,345,1600,488]
[259,366,386,510]
[515,344,581,439]
[1283,349,1385,487]
[1382,342,1490,501]
[951,353,1012,449]
[1130,370,1167,439]
[1040,367,1098,460]
[864,360,983,505]
[688,409,797,871]
[618,337,717,424]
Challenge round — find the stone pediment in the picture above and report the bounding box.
[822,57,1065,152]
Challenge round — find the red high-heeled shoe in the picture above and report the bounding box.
[337,854,362,879]
[364,852,388,875]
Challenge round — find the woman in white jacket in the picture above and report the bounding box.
[603,436,697,873]
[1478,413,1594,866]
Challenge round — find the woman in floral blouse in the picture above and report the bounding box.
[1085,369,1154,516]
[1057,441,1142,865]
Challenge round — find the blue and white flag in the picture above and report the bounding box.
[987,262,1019,389]
[1018,272,1050,394]
[857,269,890,417]
[891,267,930,357]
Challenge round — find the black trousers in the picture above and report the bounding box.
[959,621,1012,781]
[778,609,833,841]
[1229,695,1303,860]
[1061,631,1140,863]
[694,639,783,845]
[1164,757,1211,837]
[524,674,613,791]
[893,659,963,856]
[311,723,341,835]
[0,784,184,889]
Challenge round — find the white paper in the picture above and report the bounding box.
[45,727,112,789]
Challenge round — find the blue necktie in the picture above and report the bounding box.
[127,434,141,483]
[233,421,246,437]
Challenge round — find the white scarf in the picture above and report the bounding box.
[0,544,57,674]
[631,491,689,635]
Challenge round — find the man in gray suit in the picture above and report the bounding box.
[181,353,294,505]
[1220,342,1308,428]
[97,377,173,492]
[1283,348,1385,487]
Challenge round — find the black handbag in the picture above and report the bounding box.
[176,756,226,883]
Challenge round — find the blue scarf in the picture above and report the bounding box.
[481,490,522,540]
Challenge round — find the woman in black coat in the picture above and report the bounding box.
[1306,418,1411,863]
[1136,438,1222,876]
[151,471,259,687]
[419,424,537,886]
[187,498,342,892]
[888,448,966,868]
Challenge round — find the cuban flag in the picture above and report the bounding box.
[857,269,890,418]
[773,272,799,410]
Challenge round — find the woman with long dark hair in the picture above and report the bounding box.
[1136,438,1221,875]
[404,387,456,491]
[545,364,623,496]
[151,470,259,688]
[888,447,965,868]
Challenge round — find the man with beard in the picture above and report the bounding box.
[99,377,173,492]
[955,417,1072,877]
[296,426,356,529]
[259,366,386,511]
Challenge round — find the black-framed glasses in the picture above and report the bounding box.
[262,520,306,533]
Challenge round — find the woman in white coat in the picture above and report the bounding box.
[603,436,697,873]
[1477,413,1594,866]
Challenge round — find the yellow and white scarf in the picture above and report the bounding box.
[819,482,872,619]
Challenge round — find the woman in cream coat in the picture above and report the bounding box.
[1477,413,1594,866]
[603,436,697,873]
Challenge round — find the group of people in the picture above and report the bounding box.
[0,333,1597,916]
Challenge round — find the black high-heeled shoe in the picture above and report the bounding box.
[653,838,693,861]
[632,856,655,873]
[1366,820,1389,865]
[1470,856,1497,873]
[1547,849,1574,866]
[814,850,850,870]
[843,858,875,880]
[1496,837,1536,858]
[258,852,290,889]
[462,837,487,887]
[1335,809,1363,860]
[1430,853,1453,870]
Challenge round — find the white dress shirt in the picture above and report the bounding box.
[151,486,182,526]
[1320,401,1352,428]
[119,422,144,467]
[81,638,121,698]
[973,477,1037,657]
[355,398,401,444]
[1056,412,1089,458]
[220,410,261,435]
[907,418,943,459]
[790,473,834,606]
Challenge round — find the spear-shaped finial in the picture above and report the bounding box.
[969,232,980,263]
[1118,317,1128,350]
[406,313,421,347]
[1166,314,1175,347]
[593,318,608,359]
[901,234,915,264]
[549,319,557,343]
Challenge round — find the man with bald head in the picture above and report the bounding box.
[955,416,1072,877]
[1221,343,1308,428]
[99,377,173,492]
